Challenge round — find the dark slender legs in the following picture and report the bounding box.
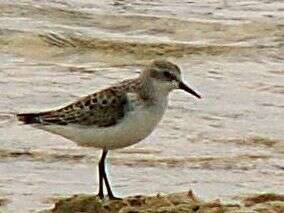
[97,149,119,199]
[97,150,105,199]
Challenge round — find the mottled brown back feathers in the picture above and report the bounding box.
[17,78,143,127]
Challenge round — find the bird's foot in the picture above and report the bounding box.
[97,192,104,200]
[108,194,122,200]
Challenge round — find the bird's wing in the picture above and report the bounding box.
[17,87,128,127]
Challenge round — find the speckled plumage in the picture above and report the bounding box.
[18,78,144,127]
[16,59,201,199]
[17,59,201,150]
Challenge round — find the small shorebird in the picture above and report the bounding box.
[17,60,201,199]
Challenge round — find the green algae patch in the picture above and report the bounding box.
[40,191,284,213]
[241,193,284,207]
[40,191,240,213]
[51,194,103,213]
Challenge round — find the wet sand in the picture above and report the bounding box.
[0,0,283,212]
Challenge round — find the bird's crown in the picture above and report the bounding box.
[144,59,181,82]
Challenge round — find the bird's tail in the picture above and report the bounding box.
[16,113,41,124]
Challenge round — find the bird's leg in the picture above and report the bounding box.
[97,150,105,199]
[100,149,121,200]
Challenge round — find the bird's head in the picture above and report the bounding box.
[143,60,201,99]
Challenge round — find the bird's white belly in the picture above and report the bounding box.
[38,102,166,150]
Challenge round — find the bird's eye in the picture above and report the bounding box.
[163,71,172,79]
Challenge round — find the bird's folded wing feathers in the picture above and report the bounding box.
[17,88,128,127]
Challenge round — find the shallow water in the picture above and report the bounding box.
[0,0,283,212]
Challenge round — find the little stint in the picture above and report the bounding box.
[17,60,201,199]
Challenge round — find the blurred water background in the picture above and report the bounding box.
[0,0,283,212]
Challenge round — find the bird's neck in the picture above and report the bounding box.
[138,77,170,105]
[118,77,169,104]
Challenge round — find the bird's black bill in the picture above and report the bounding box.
[179,81,201,99]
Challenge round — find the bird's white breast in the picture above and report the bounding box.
[38,95,168,150]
